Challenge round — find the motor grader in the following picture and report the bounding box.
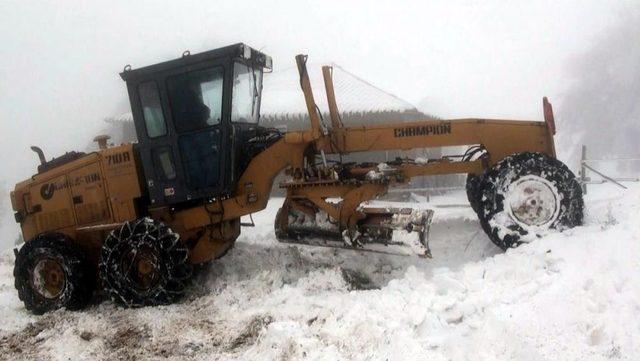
[10,43,583,314]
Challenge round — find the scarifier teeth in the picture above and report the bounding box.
[360,207,433,232]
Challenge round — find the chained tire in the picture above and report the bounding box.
[478,152,583,250]
[99,218,192,308]
[14,233,94,315]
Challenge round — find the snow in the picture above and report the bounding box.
[1,184,639,360]
[105,112,136,124]
[365,162,393,180]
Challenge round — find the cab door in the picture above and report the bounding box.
[131,64,230,206]
[134,80,184,206]
[165,66,227,199]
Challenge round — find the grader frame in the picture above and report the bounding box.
[11,45,571,313]
[11,51,557,264]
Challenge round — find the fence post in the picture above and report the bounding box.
[580,145,587,194]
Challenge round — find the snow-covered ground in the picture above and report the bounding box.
[1,184,639,360]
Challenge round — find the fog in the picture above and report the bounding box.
[0,0,636,249]
[557,8,640,168]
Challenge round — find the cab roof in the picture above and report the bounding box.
[119,43,269,82]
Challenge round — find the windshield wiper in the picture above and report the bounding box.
[250,67,259,118]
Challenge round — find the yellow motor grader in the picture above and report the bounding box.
[10,44,583,314]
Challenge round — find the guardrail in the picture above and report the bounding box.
[388,186,466,203]
[387,145,639,199]
[579,145,640,194]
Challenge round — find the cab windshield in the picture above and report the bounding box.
[231,62,262,123]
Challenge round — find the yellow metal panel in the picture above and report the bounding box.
[99,144,142,223]
[68,162,111,225]
[31,174,75,233]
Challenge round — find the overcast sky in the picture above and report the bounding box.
[0,0,636,247]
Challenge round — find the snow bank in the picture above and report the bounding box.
[239,185,640,360]
[0,185,639,360]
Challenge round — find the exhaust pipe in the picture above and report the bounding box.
[30,146,46,165]
[93,135,111,150]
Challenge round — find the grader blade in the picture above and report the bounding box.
[275,205,434,257]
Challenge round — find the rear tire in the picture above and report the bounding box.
[99,218,192,307]
[478,152,583,249]
[14,233,94,314]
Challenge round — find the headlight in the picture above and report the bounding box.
[264,55,273,70]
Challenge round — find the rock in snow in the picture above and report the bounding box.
[0,184,639,360]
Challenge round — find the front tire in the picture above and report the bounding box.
[466,174,483,214]
[99,218,192,307]
[478,152,583,249]
[14,233,94,314]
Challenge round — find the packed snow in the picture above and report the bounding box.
[0,184,639,360]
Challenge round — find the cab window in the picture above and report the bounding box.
[152,147,177,180]
[167,67,224,133]
[138,81,167,138]
[178,129,220,190]
[231,63,262,123]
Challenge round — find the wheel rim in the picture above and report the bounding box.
[506,175,560,227]
[121,247,161,292]
[31,258,66,299]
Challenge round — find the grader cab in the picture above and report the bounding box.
[120,44,271,206]
[10,43,583,314]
